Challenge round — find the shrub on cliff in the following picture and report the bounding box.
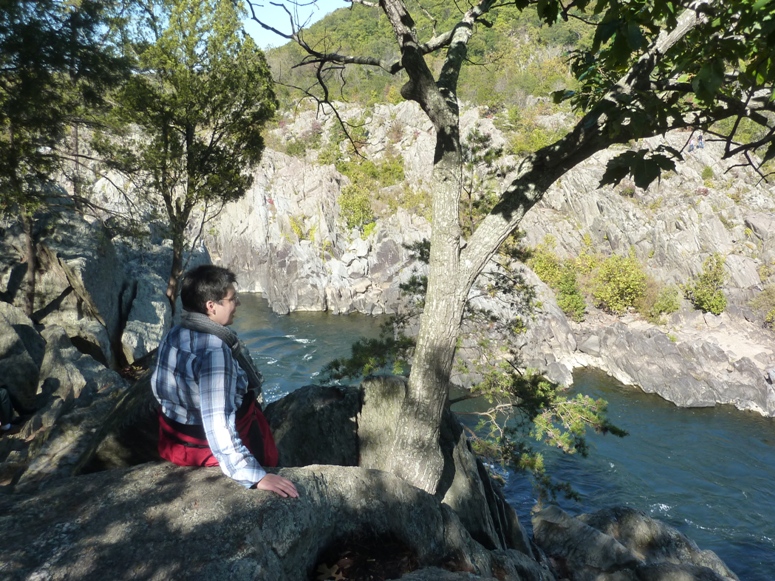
[682,253,728,315]
[590,251,647,315]
[528,236,587,322]
[636,279,681,324]
[750,285,775,329]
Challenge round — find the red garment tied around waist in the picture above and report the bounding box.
[157,391,278,469]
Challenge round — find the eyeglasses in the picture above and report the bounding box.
[219,294,240,306]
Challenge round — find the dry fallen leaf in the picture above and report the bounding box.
[316,562,342,581]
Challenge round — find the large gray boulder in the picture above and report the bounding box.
[0,302,45,408]
[0,463,552,581]
[264,384,360,467]
[532,505,739,581]
[592,321,775,415]
[33,212,127,368]
[3,326,128,491]
[120,272,171,364]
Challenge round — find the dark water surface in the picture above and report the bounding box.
[234,294,775,580]
[504,369,775,581]
[232,294,385,402]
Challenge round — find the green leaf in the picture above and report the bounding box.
[693,59,725,101]
[609,25,633,65]
[552,89,575,104]
[626,23,644,50]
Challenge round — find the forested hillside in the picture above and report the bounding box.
[267,2,588,111]
[269,2,593,145]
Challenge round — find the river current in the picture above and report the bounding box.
[233,294,775,580]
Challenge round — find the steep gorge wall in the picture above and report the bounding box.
[205,101,775,415]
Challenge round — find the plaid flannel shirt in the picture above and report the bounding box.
[151,326,266,487]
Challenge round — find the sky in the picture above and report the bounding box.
[244,0,345,50]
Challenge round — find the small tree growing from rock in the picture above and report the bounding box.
[95,0,276,310]
[324,240,626,501]
[682,253,728,315]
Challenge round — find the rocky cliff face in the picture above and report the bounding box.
[204,101,775,415]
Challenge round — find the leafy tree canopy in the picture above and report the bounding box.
[95,0,277,303]
[0,0,127,215]
[0,0,128,315]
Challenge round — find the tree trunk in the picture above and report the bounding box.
[165,231,184,314]
[386,133,468,493]
[387,279,467,494]
[22,212,36,318]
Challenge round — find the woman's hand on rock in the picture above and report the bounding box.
[255,473,299,498]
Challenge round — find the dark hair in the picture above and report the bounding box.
[180,265,237,314]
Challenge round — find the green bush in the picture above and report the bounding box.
[619,181,636,197]
[339,184,374,231]
[339,192,373,229]
[289,215,305,240]
[750,285,775,328]
[636,278,681,323]
[555,267,586,322]
[528,236,564,286]
[528,237,586,321]
[591,251,647,315]
[362,221,377,239]
[682,253,727,315]
[386,185,431,220]
[285,138,308,157]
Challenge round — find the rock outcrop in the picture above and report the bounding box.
[533,505,739,581]
[0,462,553,581]
[0,301,45,409]
[514,278,775,416]
[0,302,130,489]
[204,153,430,315]
[0,378,737,581]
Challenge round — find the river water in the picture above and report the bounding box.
[233,294,775,580]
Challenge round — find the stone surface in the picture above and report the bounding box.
[0,463,547,581]
[34,212,126,368]
[120,273,171,364]
[0,302,45,408]
[580,506,737,579]
[264,384,360,467]
[532,505,739,581]
[0,325,129,491]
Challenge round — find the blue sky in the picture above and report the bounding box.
[244,0,345,49]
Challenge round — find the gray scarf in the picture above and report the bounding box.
[180,310,263,402]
